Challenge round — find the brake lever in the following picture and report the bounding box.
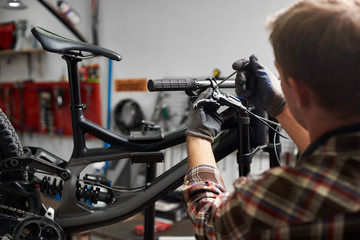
[212,88,248,112]
[192,78,220,109]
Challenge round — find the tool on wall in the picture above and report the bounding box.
[39,89,54,134]
[151,92,176,133]
[14,82,25,137]
[178,96,191,128]
[54,87,65,108]
[213,68,222,80]
[0,82,102,136]
[84,84,93,113]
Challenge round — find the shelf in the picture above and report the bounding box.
[0,48,45,78]
[0,48,44,56]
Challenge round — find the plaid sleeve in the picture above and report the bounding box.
[182,165,323,239]
[183,165,253,239]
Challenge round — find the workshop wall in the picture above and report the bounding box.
[99,0,292,79]
[0,0,92,82]
[0,0,297,188]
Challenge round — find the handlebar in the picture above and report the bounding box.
[147,77,249,114]
[147,78,235,92]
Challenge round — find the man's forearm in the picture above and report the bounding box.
[186,135,217,170]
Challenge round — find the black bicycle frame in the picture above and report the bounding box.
[37,54,240,233]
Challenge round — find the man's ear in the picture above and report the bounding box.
[288,77,311,109]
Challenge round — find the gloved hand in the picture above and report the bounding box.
[232,55,286,117]
[186,88,236,142]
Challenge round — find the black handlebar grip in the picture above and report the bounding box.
[147,78,198,91]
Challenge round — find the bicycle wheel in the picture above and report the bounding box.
[0,109,28,237]
[0,108,23,160]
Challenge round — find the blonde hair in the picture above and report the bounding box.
[267,0,360,117]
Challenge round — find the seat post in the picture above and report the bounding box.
[62,55,87,158]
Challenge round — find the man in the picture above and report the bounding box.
[182,0,360,239]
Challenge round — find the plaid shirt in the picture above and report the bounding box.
[182,123,360,239]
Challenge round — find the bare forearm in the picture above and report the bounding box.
[276,106,310,153]
[186,135,217,170]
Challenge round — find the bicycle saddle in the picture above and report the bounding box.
[31,26,122,61]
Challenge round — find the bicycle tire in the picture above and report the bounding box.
[0,109,23,160]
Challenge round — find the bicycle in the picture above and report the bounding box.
[0,26,282,239]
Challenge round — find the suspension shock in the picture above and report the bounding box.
[38,176,63,196]
[76,185,113,204]
[76,174,114,204]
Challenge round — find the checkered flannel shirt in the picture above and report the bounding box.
[182,123,360,239]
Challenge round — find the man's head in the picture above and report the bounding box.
[267,0,360,118]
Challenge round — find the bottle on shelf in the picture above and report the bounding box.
[57,1,81,25]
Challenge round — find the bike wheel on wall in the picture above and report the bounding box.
[114,99,144,136]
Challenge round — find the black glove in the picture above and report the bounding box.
[232,55,286,117]
[186,88,236,142]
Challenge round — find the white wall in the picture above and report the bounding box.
[0,0,296,187]
[99,0,292,79]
